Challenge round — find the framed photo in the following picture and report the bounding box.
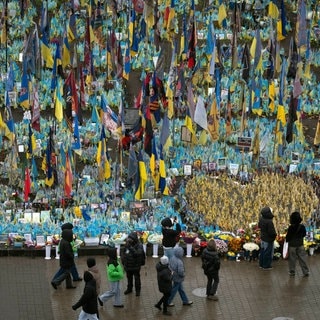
[181,125,192,142]
[36,235,45,246]
[289,163,298,173]
[100,233,109,245]
[201,163,209,173]
[208,162,216,172]
[217,157,227,170]
[229,163,239,176]
[183,164,192,176]
[193,159,202,170]
[259,157,268,167]
[291,152,300,163]
[40,210,50,223]
[121,211,130,223]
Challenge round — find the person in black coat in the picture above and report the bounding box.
[155,256,172,316]
[51,229,76,289]
[258,206,277,270]
[121,231,146,296]
[161,217,181,260]
[286,211,309,277]
[72,271,99,320]
[201,239,220,300]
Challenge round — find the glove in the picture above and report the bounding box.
[72,305,77,310]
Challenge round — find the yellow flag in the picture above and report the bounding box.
[314,117,320,145]
[277,105,286,126]
[268,81,275,112]
[218,3,227,27]
[268,2,279,19]
[277,20,286,41]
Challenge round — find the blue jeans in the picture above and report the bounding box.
[168,281,189,304]
[259,240,274,269]
[53,264,81,281]
[163,247,174,260]
[99,281,122,306]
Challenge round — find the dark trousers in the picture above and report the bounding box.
[52,267,72,288]
[126,269,141,292]
[206,272,219,296]
[156,291,171,312]
[53,264,80,281]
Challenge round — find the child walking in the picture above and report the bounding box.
[87,257,101,294]
[201,239,220,300]
[98,247,124,308]
[155,256,172,316]
[72,271,99,320]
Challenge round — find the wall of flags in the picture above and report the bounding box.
[0,0,319,204]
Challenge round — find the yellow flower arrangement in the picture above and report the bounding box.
[139,231,149,244]
[304,239,317,250]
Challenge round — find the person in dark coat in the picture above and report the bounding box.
[286,211,309,277]
[53,222,82,282]
[72,271,99,320]
[258,206,277,270]
[155,256,172,316]
[201,239,220,300]
[51,228,76,289]
[121,231,146,296]
[161,217,181,260]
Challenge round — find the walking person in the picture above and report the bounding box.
[72,271,99,320]
[154,256,173,316]
[53,222,82,282]
[51,228,76,289]
[87,257,101,294]
[258,206,277,270]
[98,246,124,308]
[167,246,193,307]
[161,217,181,260]
[201,239,220,300]
[121,232,146,296]
[286,211,310,277]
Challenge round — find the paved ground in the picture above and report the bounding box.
[1,248,320,320]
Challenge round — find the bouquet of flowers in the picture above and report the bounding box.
[52,234,60,245]
[214,239,228,254]
[243,242,260,252]
[180,231,198,244]
[110,233,127,244]
[138,231,149,244]
[148,233,163,245]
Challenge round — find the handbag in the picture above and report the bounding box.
[282,240,289,259]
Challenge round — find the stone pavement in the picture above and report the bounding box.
[1,249,320,320]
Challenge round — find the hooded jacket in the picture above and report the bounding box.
[161,218,181,247]
[286,211,306,247]
[88,264,101,294]
[156,261,172,293]
[169,246,185,283]
[258,207,277,242]
[121,232,145,271]
[59,229,75,269]
[201,247,220,276]
[72,271,98,315]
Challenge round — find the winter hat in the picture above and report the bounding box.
[61,222,74,230]
[290,211,302,225]
[84,271,94,282]
[161,217,173,228]
[128,232,138,242]
[87,257,96,268]
[160,255,169,265]
[260,207,273,217]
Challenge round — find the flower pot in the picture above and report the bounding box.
[309,247,315,256]
[55,246,60,260]
[186,243,193,258]
[115,244,121,257]
[152,244,159,258]
[45,245,51,260]
[143,244,147,255]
